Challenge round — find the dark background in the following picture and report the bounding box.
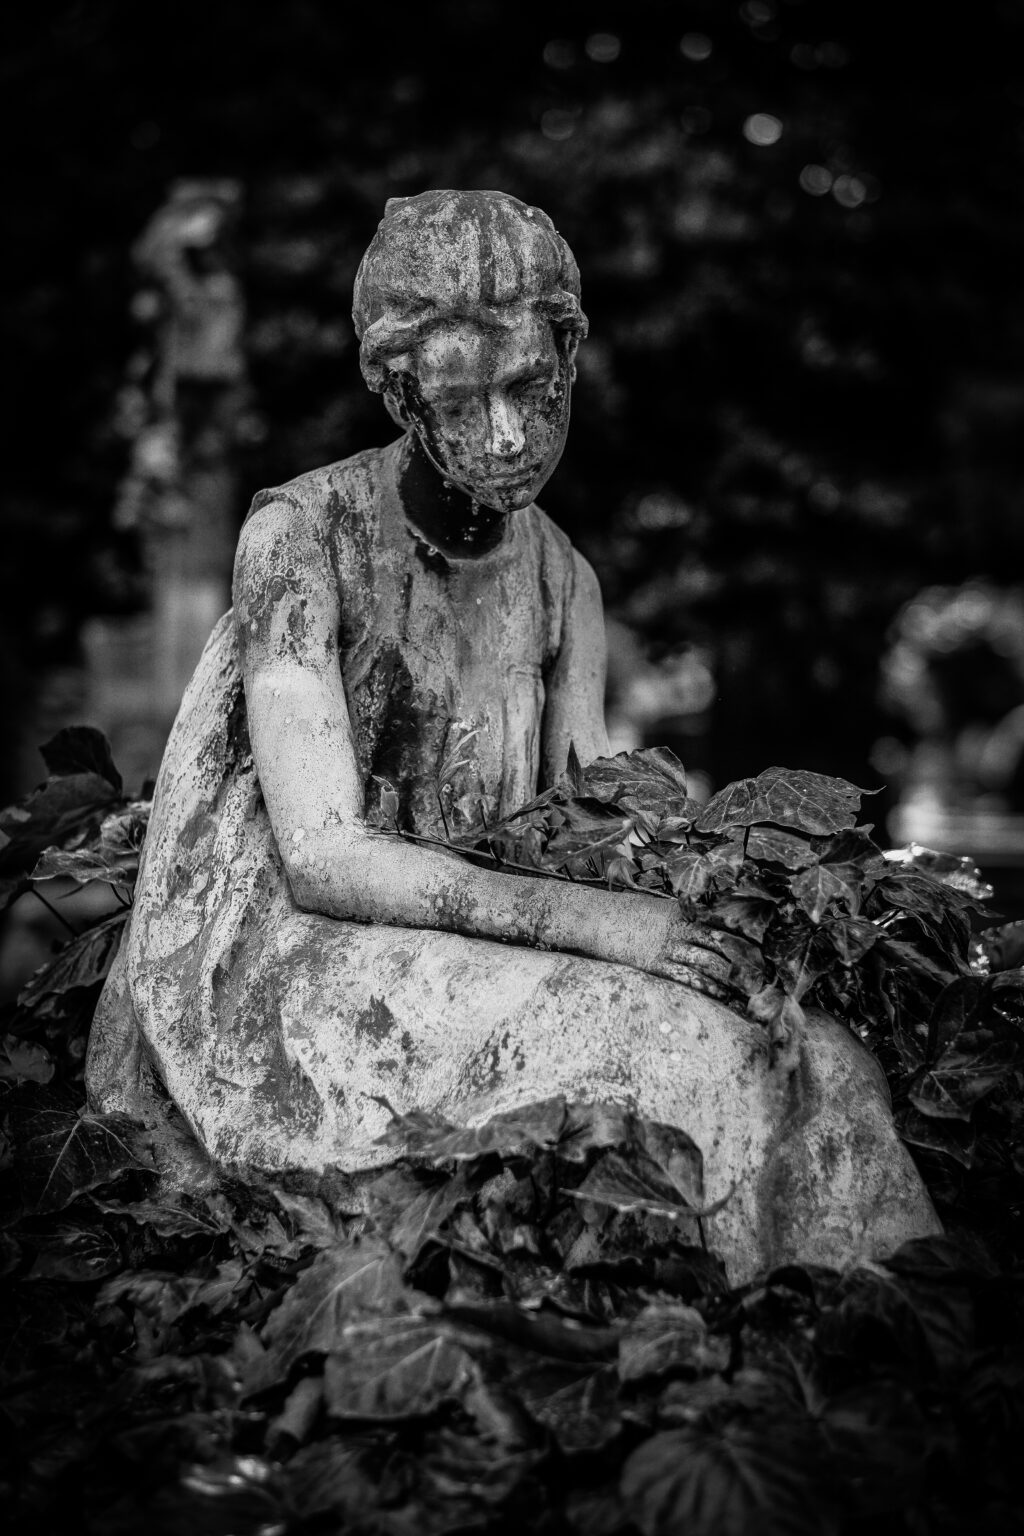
[4,0,1024,812]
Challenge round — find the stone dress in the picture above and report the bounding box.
[87,439,940,1281]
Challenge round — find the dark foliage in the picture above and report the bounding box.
[3,736,1024,1531]
[2,1093,1022,1534]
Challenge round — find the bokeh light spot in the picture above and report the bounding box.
[743,113,783,146]
[740,1,775,25]
[542,38,575,69]
[541,108,577,142]
[680,32,713,62]
[585,32,620,63]
[833,174,867,208]
[819,41,851,68]
[799,163,832,195]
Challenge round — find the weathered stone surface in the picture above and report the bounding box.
[87,191,940,1283]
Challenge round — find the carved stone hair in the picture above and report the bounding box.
[352,189,589,392]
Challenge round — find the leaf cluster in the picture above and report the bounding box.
[1,1093,1021,1535]
[415,748,1024,1171]
[2,735,1023,1530]
[0,729,149,1086]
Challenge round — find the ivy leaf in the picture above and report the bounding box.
[249,1238,416,1392]
[790,862,863,924]
[655,813,697,844]
[16,1109,154,1216]
[748,983,787,1027]
[748,987,806,1067]
[0,772,122,911]
[556,1100,635,1163]
[376,1096,568,1166]
[713,930,766,995]
[0,1035,55,1085]
[666,841,744,901]
[765,920,836,1000]
[909,1024,1016,1121]
[32,802,149,888]
[25,1222,124,1283]
[874,936,963,988]
[820,1380,929,1516]
[579,745,691,808]
[32,844,138,888]
[665,849,715,899]
[564,739,587,795]
[361,1166,469,1262]
[17,909,128,1019]
[976,920,1024,974]
[884,843,994,902]
[745,826,818,869]
[711,894,776,944]
[506,1358,622,1451]
[323,1316,476,1421]
[40,726,123,792]
[822,916,879,966]
[926,978,985,1063]
[894,1106,974,1166]
[365,775,399,830]
[544,807,634,877]
[620,1418,834,1536]
[571,1121,712,1221]
[572,1149,697,1222]
[605,853,640,890]
[617,1302,730,1384]
[696,766,866,837]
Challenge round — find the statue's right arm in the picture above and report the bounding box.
[233,501,731,994]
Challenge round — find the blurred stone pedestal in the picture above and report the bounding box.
[889,799,1024,920]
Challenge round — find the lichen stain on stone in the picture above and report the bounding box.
[360,643,442,830]
[431,881,480,932]
[353,993,399,1045]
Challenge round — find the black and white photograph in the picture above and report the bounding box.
[3,3,1024,1530]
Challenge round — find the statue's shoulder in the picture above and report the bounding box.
[524,502,589,588]
[245,444,386,530]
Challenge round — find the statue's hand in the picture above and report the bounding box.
[647,909,738,1002]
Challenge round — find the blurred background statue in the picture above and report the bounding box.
[879,580,1024,911]
[81,179,246,791]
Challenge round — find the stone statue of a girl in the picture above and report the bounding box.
[87,190,939,1280]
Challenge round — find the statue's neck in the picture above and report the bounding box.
[396,432,509,559]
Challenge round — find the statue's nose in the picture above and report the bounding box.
[486,396,525,460]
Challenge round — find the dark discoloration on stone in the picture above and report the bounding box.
[353,993,399,1045]
[361,643,443,832]
[412,539,452,577]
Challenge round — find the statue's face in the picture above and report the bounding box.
[392,311,573,514]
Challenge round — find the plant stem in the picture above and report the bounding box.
[30,887,79,938]
[369,827,675,897]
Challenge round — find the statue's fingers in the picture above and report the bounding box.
[672,943,733,982]
[672,965,734,1002]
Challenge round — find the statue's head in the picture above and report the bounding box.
[353,190,588,513]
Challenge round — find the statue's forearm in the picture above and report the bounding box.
[286,826,673,974]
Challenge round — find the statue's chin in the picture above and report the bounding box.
[484,483,539,513]
[469,468,555,513]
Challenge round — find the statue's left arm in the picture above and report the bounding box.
[541,549,611,783]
